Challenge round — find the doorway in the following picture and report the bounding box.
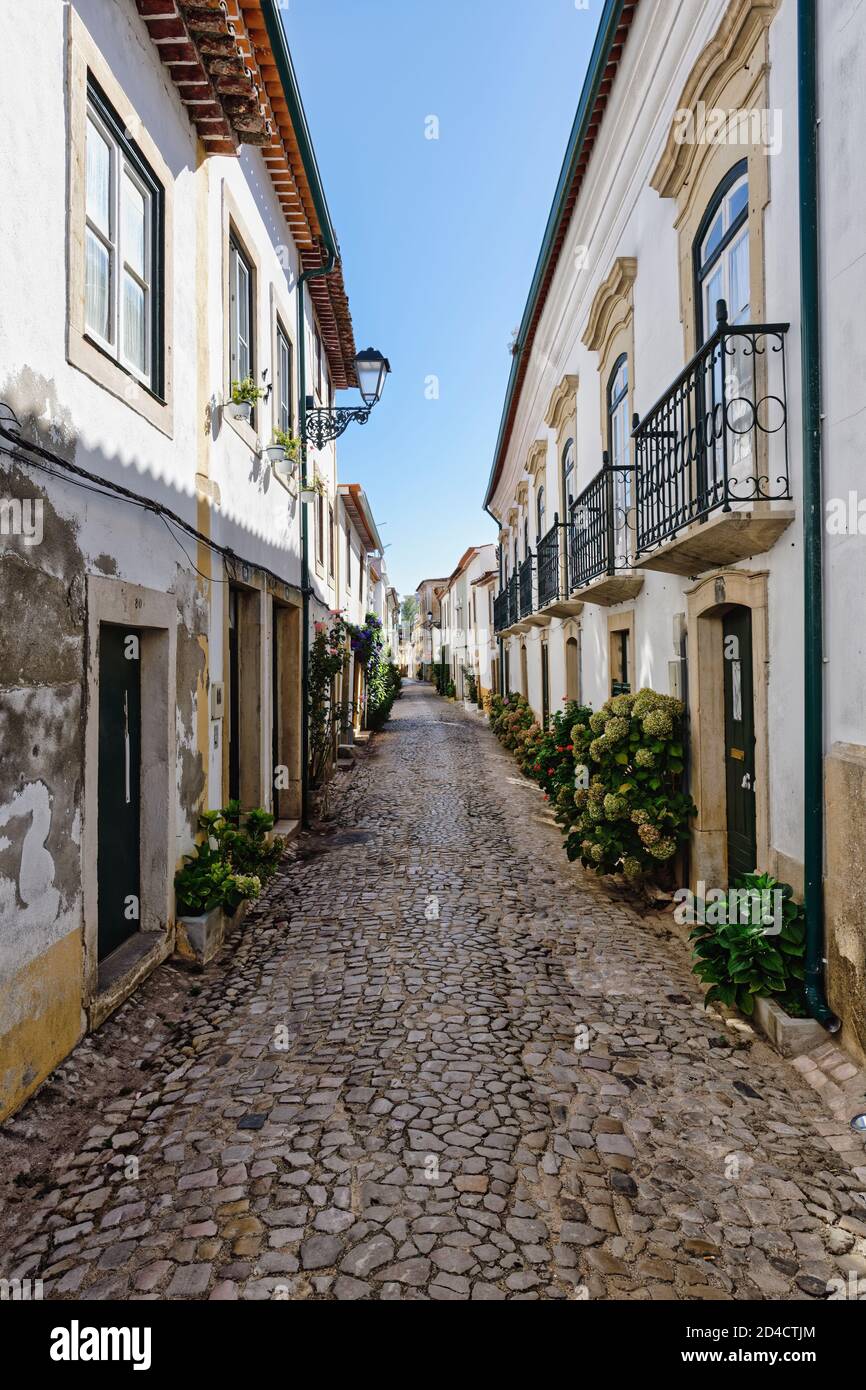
[722,606,757,881]
[97,625,141,961]
[228,586,240,803]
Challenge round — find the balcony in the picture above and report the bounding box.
[632,303,794,576]
[493,587,510,635]
[566,459,644,605]
[536,520,584,619]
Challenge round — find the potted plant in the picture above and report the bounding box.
[227,377,263,422]
[300,472,328,506]
[265,428,301,466]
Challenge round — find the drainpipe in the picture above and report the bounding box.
[297,257,335,828]
[259,0,341,829]
[484,502,504,695]
[798,0,839,1030]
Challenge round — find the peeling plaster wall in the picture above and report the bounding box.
[0,0,204,1118]
[0,0,327,1118]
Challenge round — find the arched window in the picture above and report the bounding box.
[523,516,529,558]
[695,161,749,342]
[608,356,629,470]
[536,485,546,541]
[561,438,575,510]
[607,355,631,549]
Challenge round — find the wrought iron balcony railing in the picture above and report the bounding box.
[632,300,790,554]
[493,587,509,635]
[567,454,635,589]
[537,520,561,609]
[518,553,534,619]
[507,572,519,627]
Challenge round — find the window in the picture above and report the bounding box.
[695,162,749,341]
[523,517,529,558]
[328,504,335,578]
[346,522,352,589]
[85,79,163,392]
[229,235,254,404]
[314,323,323,399]
[562,438,575,510]
[611,628,630,696]
[695,164,751,482]
[276,323,293,434]
[607,354,631,550]
[536,485,546,541]
[316,488,324,566]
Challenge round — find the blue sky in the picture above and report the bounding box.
[284,0,599,600]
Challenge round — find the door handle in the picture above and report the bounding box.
[741,772,752,790]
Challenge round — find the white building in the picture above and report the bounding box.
[484,0,866,1058]
[0,0,377,1118]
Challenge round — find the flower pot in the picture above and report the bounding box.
[264,443,287,463]
[227,401,253,423]
[175,905,226,968]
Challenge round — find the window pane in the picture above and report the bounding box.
[728,228,750,323]
[728,177,748,225]
[123,272,147,373]
[86,118,111,233]
[238,261,250,380]
[702,208,724,267]
[85,227,111,341]
[122,171,146,280]
[277,331,291,434]
[703,264,724,339]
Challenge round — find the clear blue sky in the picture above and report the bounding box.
[284,0,599,599]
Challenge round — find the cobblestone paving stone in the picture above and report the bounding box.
[3,681,866,1301]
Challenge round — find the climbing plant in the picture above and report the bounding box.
[308,616,350,789]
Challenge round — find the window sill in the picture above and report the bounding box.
[68,329,173,438]
[223,408,260,453]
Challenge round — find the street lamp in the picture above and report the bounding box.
[304,346,391,450]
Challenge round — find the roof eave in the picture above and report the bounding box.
[483,0,638,509]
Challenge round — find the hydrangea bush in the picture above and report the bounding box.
[563,688,696,880]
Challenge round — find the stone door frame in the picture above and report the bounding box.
[685,568,769,892]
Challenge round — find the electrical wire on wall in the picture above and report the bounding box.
[0,406,307,601]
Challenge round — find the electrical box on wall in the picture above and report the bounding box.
[208,719,222,808]
[668,660,683,700]
[210,681,224,720]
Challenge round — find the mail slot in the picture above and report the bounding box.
[730,747,745,760]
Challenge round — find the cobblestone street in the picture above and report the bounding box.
[2,681,866,1302]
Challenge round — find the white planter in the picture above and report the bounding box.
[752,995,828,1057]
[227,400,253,423]
[264,443,287,463]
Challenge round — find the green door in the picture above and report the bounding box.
[722,607,756,883]
[97,625,142,960]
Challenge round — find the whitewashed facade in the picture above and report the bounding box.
[485,0,866,1058]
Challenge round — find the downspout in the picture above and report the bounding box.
[260,0,341,829]
[297,256,335,828]
[484,501,504,696]
[798,0,839,1029]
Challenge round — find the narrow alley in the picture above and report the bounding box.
[2,683,863,1303]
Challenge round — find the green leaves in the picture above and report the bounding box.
[689,874,807,1017]
[174,802,284,916]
